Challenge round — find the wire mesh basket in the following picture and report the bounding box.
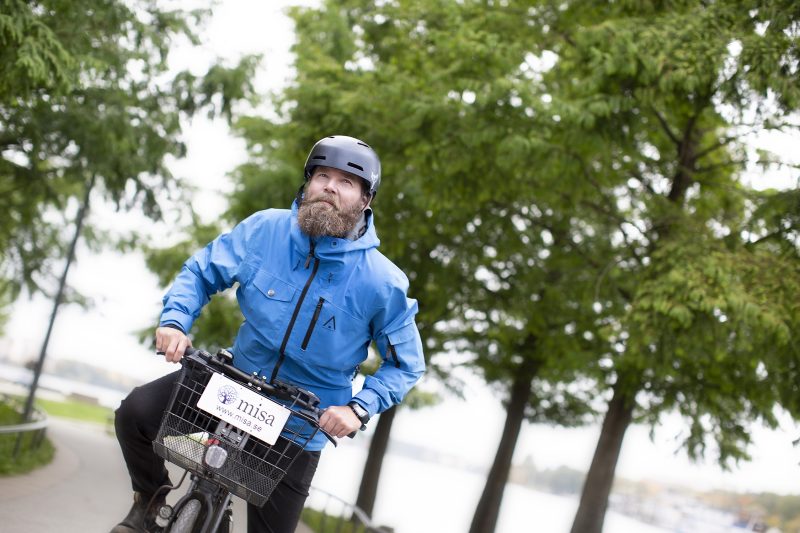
[153,354,319,506]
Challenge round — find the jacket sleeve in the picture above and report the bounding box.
[159,213,260,333]
[353,273,426,417]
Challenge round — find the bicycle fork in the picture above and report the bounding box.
[157,420,248,532]
[161,477,233,532]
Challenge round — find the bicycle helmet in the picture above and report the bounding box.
[304,135,382,197]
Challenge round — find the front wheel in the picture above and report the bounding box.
[169,499,202,533]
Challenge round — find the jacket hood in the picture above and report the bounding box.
[290,199,380,268]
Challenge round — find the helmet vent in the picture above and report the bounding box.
[347,162,364,171]
[312,155,326,161]
[357,142,370,148]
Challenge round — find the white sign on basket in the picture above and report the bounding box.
[197,372,291,445]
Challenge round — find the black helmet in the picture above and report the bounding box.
[304,135,381,197]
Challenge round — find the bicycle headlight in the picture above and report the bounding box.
[155,504,173,528]
[204,444,228,469]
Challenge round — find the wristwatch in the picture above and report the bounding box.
[347,401,370,431]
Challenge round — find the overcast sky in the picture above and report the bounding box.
[2,0,799,500]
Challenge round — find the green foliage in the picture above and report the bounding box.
[468,0,800,471]
[0,430,54,476]
[625,229,799,462]
[301,508,371,533]
[0,0,73,99]
[532,2,800,528]
[748,188,800,256]
[272,0,798,509]
[0,401,54,475]
[0,0,257,327]
[258,1,609,433]
[33,397,114,426]
[138,219,244,347]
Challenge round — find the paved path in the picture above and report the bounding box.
[0,417,312,532]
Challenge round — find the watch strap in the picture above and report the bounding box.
[347,401,369,431]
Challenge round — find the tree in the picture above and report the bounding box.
[456,202,618,533]
[2,0,258,423]
[278,3,800,531]
[0,0,257,327]
[504,2,800,532]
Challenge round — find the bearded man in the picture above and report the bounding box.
[109,135,425,533]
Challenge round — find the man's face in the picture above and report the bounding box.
[298,166,370,238]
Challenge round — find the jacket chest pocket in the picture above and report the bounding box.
[300,298,370,369]
[300,297,327,350]
[248,270,297,342]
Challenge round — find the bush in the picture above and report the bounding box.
[0,402,55,476]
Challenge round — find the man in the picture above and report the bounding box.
[110,135,425,533]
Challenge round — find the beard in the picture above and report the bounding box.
[297,194,364,238]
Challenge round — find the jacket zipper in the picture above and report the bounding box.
[271,240,319,382]
[301,297,325,350]
[304,239,316,269]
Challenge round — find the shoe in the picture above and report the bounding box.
[109,491,164,533]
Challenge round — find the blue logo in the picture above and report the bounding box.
[217,384,238,405]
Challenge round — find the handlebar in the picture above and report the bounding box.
[177,347,345,445]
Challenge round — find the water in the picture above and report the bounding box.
[0,363,126,409]
[308,439,671,533]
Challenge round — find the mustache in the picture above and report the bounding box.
[306,194,338,208]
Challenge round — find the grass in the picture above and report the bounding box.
[301,508,375,533]
[0,395,114,476]
[0,402,55,476]
[33,397,114,426]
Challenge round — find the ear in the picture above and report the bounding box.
[361,194,372,211]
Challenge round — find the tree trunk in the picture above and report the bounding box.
[354,406,396,518]
[21,173,96,423]
[468,368,532,533]
[570,384,635,533]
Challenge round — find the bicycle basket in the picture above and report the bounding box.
[153,354,319,506]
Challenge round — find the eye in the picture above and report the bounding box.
[342,178,353,187]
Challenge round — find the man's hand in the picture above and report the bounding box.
[155,326,192,363]
[319,405,362,438]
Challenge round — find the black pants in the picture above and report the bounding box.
[114,370,321,533]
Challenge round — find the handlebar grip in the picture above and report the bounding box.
[155,346,197,359]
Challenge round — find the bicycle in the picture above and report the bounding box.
[144,346,337,533]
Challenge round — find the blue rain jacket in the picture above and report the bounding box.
[160,200,425,450]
